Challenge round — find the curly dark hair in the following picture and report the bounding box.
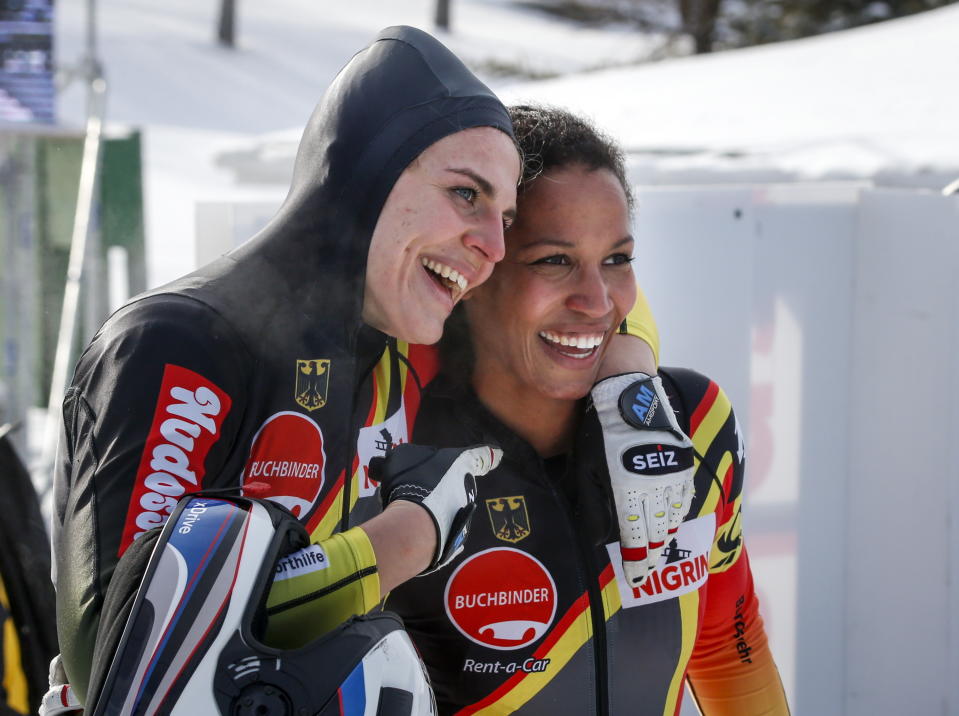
[508,104,634,212]
[438,105,634,384]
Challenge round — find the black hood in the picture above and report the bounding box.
[231,25,514,333]
[54,29,515,703]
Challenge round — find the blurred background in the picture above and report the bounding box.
[1,0,957,713]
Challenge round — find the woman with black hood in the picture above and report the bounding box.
[49,26,676,712]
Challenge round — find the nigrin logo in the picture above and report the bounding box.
[609,514,716,608]
[357,410,409,499]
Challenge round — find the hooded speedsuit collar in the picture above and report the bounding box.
[230,26,515,349]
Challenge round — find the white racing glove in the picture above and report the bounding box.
[590,373,695,587]
[39,654,83,715]
[371,443,502,573]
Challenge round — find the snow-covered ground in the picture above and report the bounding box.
[501,3,959,187]
[55,0,959,287]
[56,0,667,134]
[54,0,671,285]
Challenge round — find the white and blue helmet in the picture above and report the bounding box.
[88,495,435,715]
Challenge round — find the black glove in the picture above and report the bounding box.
[370,443,502,573]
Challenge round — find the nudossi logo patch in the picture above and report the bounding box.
[121,364,231,553]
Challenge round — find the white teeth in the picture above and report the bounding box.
[538,331,606,351]
[421,258,469,294]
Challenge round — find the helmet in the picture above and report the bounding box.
[89,494,435,715]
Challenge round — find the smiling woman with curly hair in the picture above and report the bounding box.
[387,104,791,716]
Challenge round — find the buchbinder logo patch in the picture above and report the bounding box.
[444,548,557,650]
[243,411,326,519]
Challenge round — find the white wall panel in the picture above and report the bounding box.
[635,184,958,716]
[844,190,959,716]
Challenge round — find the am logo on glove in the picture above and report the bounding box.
[618,379,673,431]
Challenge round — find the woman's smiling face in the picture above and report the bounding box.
[465,163,636,403]
[363,127,520,346]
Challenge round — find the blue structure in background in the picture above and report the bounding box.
[0,0,55,124]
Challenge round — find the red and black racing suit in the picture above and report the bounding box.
[50,25,518,705]
[387,367,790,715]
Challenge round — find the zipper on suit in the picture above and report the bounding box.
[549,476,609,716]
[577,522,609,716]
